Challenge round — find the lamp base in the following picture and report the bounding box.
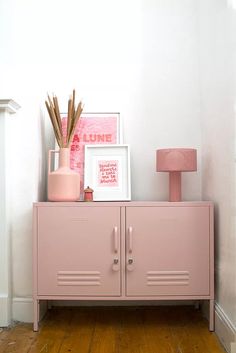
[169,172,181,202]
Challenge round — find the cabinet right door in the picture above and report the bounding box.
[126,206,210,297]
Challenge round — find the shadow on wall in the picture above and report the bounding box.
[38,107,55,202]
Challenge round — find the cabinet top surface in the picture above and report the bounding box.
[34,201,213,207]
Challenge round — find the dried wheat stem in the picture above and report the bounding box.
[45,90,83,149]
[53,95,63,146]
[45,101,61,147]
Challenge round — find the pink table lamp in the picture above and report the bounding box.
[156,148,197,202]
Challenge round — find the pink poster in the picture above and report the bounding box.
[61,113,120,196]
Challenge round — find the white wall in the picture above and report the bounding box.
[0,0,202,316]
[0,0,210,324]
[1,3,235,347]
[198,0,236,347]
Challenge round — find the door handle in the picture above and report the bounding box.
[112,227,119,271]
[128,226,133,253]
[113,226,118,253]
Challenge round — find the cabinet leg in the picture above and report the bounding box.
[209,299,215,331]
[33,299,39,331]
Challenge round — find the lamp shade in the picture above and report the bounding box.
[156,148,197,172]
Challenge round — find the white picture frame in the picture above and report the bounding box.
[84,144,131,201]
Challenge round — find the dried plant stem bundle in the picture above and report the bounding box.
[45,90,83,148]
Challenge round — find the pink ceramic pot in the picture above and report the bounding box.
[47,148,80,201]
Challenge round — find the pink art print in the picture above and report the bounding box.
[98,160,119,187]
[61,113,119,195]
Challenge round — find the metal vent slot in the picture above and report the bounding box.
[57,271,101,286]
[147,270,189,286]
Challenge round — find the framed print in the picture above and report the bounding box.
[61,112,121,196]
[84,144,131,201]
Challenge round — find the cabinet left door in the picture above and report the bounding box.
[36,206,121,296]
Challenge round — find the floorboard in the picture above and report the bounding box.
[0,306,226,353]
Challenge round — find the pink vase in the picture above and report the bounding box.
[47,148,80,201]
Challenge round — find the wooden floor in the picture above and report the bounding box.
[0,306,226,353]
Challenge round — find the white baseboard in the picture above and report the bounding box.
[12,297,47,324]
[0,295,11,327]
[11,298,195,322]
[214,303,236,353]
[12,297,33,323]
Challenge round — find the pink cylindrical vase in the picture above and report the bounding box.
[47,148,80,201]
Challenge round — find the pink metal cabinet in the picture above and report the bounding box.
[126,206,209,296]
[37,206,121,296]
[33,202,214,332]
